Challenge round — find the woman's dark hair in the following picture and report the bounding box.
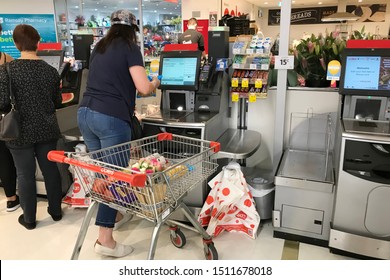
[0,24,2,33]
[94,24,138,54]
[12,24,41,52]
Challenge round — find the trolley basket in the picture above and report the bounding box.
[48,132,220,260]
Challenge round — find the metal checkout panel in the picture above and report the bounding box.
[329,43,390,259]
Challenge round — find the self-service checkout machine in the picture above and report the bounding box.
[142,51,228,214]
[329,42,390,259]
[142,27,231,216]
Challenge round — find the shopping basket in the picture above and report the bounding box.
[48,132,220,260]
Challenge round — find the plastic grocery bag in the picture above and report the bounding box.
[198,162,260,239]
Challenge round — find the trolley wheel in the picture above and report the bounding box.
[204,242,218,260]
[170,229,186,248]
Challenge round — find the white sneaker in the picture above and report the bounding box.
[94,241,134,258]
[113,213,133,231]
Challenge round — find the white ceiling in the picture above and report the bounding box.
[68,0,182,18]
[246,0,387,9]
[66,0,387,20]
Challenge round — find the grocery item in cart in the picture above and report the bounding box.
[91,177,136,205]
[108,181,137,205]
[165,164,190,181]
[130,153,169,173]
[134,183,167,217]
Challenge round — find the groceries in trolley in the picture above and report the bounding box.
[89,151,194,216]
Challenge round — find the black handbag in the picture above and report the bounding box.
[130,113,143,140]
[0,63,21,141]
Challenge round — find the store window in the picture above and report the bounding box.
[53,0,182,57]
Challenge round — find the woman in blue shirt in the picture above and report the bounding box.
[78,9,160,258]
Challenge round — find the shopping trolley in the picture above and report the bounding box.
[48,133,220,260]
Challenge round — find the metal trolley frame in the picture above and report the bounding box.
[48,133,220,260]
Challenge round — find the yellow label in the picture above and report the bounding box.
[328,60,341,75]
[231,78,239,88]
[232,92,239,102]
[150,60,160,75]
[241,78,249,88]
[249,93,257,103]
[255,79,263,88]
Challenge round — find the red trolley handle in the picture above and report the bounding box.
[157,132,221,153]
[48,151,147,187]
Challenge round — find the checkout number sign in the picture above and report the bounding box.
[274,56,294,70]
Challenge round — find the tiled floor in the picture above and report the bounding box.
[0,187,352,260]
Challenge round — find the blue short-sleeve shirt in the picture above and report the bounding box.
[80,39,144,123]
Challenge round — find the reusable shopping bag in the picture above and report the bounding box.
[198,161,260,239]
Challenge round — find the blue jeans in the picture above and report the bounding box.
[77,107,131,228]
[8,140,62,223]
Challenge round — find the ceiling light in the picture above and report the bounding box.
[264,2,268,4]
[318,2,322,4]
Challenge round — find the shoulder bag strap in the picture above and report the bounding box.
[5,63,16,109]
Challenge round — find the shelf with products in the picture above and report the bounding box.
[230,34,273,100]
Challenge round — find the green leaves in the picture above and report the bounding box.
[293,32,346,80]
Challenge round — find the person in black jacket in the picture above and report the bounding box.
[178,17,206,58]
[0,24,63,230]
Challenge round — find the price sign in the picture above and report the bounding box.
[231,78,239,88]
[232,92,239,102]
[256,48,264,54]
[274,55,294,70]
[232,48,241,54]
[241,78,249,88]
[255,79,263,88]
[261,64,269,70]
[249,64,257,70]
[232,63,240,69]
[249,93,257,103]
[246,48,254,55]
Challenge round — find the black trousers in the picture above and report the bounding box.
[8,140,62,223]
[0,140,17,198]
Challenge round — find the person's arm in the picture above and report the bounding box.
[129,65,160,96]
[198,34,206,58]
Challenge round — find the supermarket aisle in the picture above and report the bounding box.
[0,188,351,260]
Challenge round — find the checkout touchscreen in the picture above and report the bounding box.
[159,50,202,91]
[340,48,390,96]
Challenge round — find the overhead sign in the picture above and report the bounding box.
[0,14,57,58]
[268,4,387,25]
[209,12,218,27]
